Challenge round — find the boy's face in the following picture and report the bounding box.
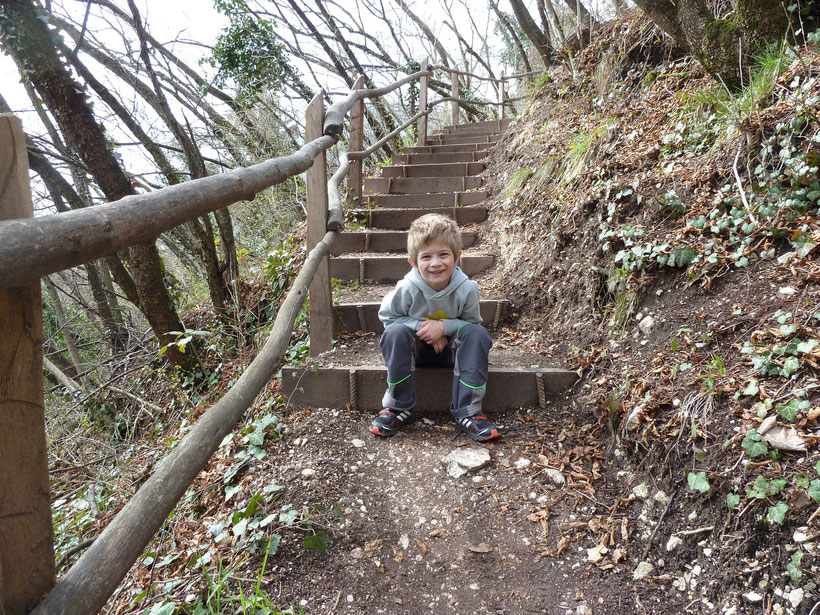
[411,239,458,291]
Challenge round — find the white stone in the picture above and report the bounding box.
[654,491,670,506]
[666,536,683,552]
[545,468,566,486]
[793,528,809,542]
[633,561,654,580]
[632,483,650,500]
[351,547,364,559]
[778,286,797,296]
[515,457,531,469]
[442,447,491,478]
[639,315,655,335]
[351,439,365,448]
[301,468,316,477]
[703,548,712,557]
[743,591,763,603]
[788,588,804,608]
[626,405,644,430]
[398,534,409,550]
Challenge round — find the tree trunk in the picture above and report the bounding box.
[84,261,127,354]
[43,277,88,385]
[0,0,196,371]
[508,0,553,65]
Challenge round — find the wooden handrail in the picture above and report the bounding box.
[0,135,337,290]
[323,69,432,136]
[429,64,542,82]
[32,230,339,615]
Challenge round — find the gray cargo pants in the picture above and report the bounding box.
[380,322,492,418]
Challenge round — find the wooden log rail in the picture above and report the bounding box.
[0,60,542,614]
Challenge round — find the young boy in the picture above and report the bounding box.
[369,213,500,441]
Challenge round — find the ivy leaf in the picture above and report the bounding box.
[808,479,820,503]
[767,501,789,524]
[687,471,710,493]
[266,534,282,556]
[741,429,768,458]
[742,379,759,396]
[726,493,740,510]
[279,508,299,526]
[797,338,819,353]
[781,356,800,377]
[794,473,810,489]
[303,530,330,553]
[787,550,803,581]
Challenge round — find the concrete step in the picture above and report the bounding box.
[331,230,477,255]
[392,152,488,165]
[333,299,508,333]
[402,143,494,154]
[364,176,482,195]
[330,254,494,283]
[428,134,499,145]
[280,364,578,412]
[364,191,488,208]
[349,205,488,229]
[380,161,485,178]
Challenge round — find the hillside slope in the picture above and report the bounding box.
[478,12,820,614]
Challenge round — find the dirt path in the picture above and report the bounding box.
[250,402,664,615]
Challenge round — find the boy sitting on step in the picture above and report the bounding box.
[369,213,499,441]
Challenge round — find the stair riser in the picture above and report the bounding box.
[330,255,494,283]
[365,191,488,208]
[380,162,485,178]
[331,230,477,255]
[392,152,488,164]
[434,126,507,137]
[333,300,508,333]
[364,176,482,195]
[352,206,488,229]
[403,143,493,154]
[280,366,578,412]
[428,135,499,145]
[444,119,511,130]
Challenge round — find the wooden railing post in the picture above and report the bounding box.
[0,115,56,614]
[347,75,366,206]
[417,58,429,146]
[500,73,506,120]
[305,92,333,357]
[451,71,459,126]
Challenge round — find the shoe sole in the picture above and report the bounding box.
[370,423,398,437]
[455,422,500,441]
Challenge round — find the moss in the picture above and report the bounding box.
[506,167,532,196]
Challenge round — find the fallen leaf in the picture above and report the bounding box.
[761,425,807,452]
[467,542,493,553]
[428,528,447,538]
[415,538,428,554]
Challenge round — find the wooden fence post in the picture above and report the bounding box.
[347,75,366,206]
[451,71,459,127]
[500,73,506,120]
[0,115,56,614]
[417,58,429,146]
[305,93,333,357]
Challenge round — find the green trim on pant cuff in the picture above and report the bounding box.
[387,373,411,386]
[459,379,486,389]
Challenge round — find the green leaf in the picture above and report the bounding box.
[808,479,820,502]
[687,471,710,493]
[794,473,810,489]
[726,493,740,510]
[782,356,800,377]
[279,508,299,526]
[816,459,820,475]
[232,517,249,536]
[147,603,175,615]
[787,550,803,581]
[777,398,810,421]
[747,475,771,499]
[767,501,789,523]
[742,379,759,396]
[225,485,241,502]
[797,338,819,353]
[742,429,768,458]
[266,534,282,556]
[331,502,343,518]
[303,530,330,553]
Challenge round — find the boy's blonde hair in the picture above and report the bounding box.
[407,213,462,264]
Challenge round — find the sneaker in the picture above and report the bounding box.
[370,408,414,437]
[455,413,500,441]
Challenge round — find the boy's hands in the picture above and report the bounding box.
[417,320,447,353]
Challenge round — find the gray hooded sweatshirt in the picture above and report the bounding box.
[378,266,482,337]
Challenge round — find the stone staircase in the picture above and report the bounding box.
[282,119,578,412]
